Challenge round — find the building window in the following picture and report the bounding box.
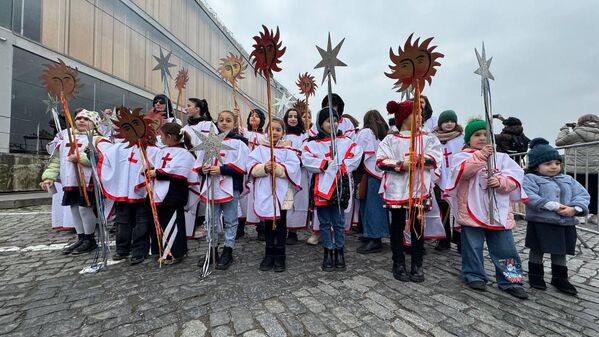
[0,0,12,29]
[12,0,42,42]
[10,47,150,154]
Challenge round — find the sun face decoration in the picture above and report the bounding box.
[113,107,156,148]
[41,58,79,98]
[292,99,308,116]
[385,34,444,93]
[296,72,318,98]
[250,25,286,78]
[175,67,189,91]
[218,53,247,85]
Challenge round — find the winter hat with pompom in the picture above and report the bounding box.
[527,137,561,169]
[386,100,413,128]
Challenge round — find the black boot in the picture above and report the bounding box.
[216,247,233,270]
[273,248,286,272]
[393,262,410,282]
[198,246,219,267]
[528,262,547,290]
[334,248,346,271]
[62,234,84,254]
[357,238,383,254]
[236,218,246,239]
[321,248,334,272]
[256,222,265,241]
[551,264,577,295]
[286,231,298,245]
[409,262,425,283]
[260,247,275,271]
[71,234,97,255]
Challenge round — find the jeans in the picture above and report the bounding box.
[115,201,151,258]
[207,191,239,248]
[360,176,389,238]
[461,226,524,289]
[317,204,345,249]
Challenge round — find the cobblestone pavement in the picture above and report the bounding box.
[1,205,599,337]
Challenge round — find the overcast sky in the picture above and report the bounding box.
[203,0,599,143]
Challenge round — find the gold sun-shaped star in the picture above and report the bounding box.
[218,53,247,85]
[41,59,79,98]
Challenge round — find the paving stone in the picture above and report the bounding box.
[209,310,230,327]
[181,319,207,337]
[231,307,255,335]
[211,325,233,337]
[256,312,287,337]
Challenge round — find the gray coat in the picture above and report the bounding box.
[555,116,599,174]
[523,173,590,226]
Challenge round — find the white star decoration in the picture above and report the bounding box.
[190,128,233,166]
[474,42,494,95]
[273,92,296,116]
[42,93,60,115]
[314,33,347,85]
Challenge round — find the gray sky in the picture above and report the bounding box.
[204,0,599,143]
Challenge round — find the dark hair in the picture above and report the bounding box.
[321,93,344,114]
[160,122,193,151]
[267,117,286,134]
[188,98,211,121]
[283,108,304,134]
[363,110,389,140]
[153,94,173,117]
[342,114,359,128]
[414,95,433,122]
[247,108,266,132]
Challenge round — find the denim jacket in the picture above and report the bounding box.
[523,173,590,226]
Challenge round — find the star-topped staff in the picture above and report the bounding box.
[474,42,497,223]
[189,127,233,277]
[153,48,176,117]
[43,93,63,135]
[315,33,346,158]
[250,25,286,230]
[273,92,295,118]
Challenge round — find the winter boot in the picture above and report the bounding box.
[393,262,410,282]
[286,231,298,245]
[528,262,547,290]
[551,264,577,295]
[409,262,425,283]
[260,247,275,271]
[216,247,233,270]
[321,248,334,272]
[357,238,383,254]
[71,234,97,255]
[273,248,286,272]
[62,234,84,254]
[334,248,346,271]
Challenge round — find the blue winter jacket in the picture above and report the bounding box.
[523,173,590,226]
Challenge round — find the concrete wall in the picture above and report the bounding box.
[0,153,47,192]
[0,28,14,153]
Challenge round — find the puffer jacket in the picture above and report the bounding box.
[495,125,530,155]
[523,173,590,225]
[555,123,599,174]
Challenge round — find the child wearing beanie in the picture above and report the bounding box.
[445,119,529,299]
[376,100,442,283]
[302,107,362,272]
[433,110,465,251]
[523,138,589,295]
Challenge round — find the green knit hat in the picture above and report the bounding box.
[438,110,458,128]
[464,119,487,144]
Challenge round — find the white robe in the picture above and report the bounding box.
[302,136,363,232]
[284,132,310,229]
[445,150,527,229]
[247,144,301,220]
[193,137,249,203]
[46,133,73,229]
[437,135,465,191]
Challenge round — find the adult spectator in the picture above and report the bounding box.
[494,114,530,166]
[556,114,599,223]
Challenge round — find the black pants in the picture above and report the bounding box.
[265,210,287,255]
[155,205,187,260]
[390,208,424,267]
[115,201,151,258]
[575,173,598,214]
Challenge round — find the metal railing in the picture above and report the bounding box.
[507,140,599,237]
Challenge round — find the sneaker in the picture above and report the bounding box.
[505,286,529,299]
[467,280,487,291]
[589,214,598,225]
[307,233,320,246]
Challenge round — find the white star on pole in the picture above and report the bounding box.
[190,128,233,166]
[42,93,60,115]
[273,92,296,116]
[474,42,495,95]
[314,33,347,84]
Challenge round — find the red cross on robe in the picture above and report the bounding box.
[66,141,82,155]
[160,153,173,169]
[127,151,138,164]
[443,148,452,167]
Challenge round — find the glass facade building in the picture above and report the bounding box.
[0,0,288,191]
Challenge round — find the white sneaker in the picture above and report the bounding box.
[589,214,598,225]
[306,233,320,245]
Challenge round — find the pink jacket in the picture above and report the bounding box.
[454,149,518,230]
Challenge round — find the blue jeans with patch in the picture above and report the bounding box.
[461,226,524,289]
[317,204,346,249]
[208,191,239,248]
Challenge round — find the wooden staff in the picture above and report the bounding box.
[138,141,164,266]
[266,74,278,230]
